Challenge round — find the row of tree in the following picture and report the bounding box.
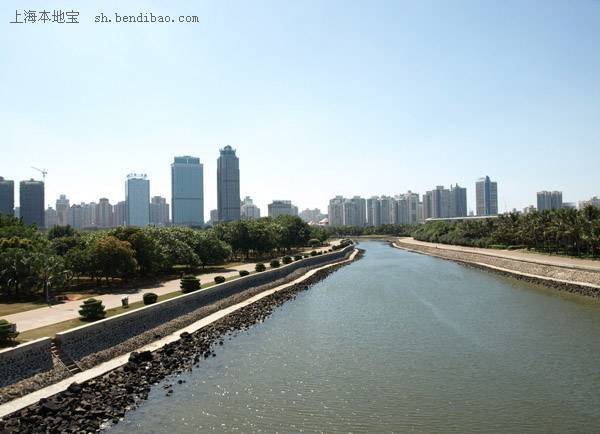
[412,207,600,257]
[0,214,328,300]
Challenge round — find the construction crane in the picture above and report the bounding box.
[31,167,48,182]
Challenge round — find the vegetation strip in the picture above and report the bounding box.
[392,242,600,298]
[0,250,362,433]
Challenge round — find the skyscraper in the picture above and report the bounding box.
[537,191,562,211]
[475,176,498,216]
[328,196,344,227]
[96,198,113,228]
[126,174,150,227]
[150,196,170,226]
[113,201,127,227]
[69,204,83,229]
[217,146,240,222]
[56,194,70,226]
[171,156,203,226]
[450,184,467,217]
[19,179,44,227]
[0,177,14,216]
[45,207,57,228]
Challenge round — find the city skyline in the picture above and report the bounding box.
[2,1,599,218]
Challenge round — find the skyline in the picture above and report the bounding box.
[2,0,600,217]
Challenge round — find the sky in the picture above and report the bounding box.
[1,0,599,219]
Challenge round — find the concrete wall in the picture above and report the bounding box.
[0,337,53,387]
[56,246,354,361]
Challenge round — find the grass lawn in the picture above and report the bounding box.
[0,301,49,317]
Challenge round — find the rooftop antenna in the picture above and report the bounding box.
[31,167,48,182]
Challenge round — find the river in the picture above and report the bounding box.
[109,241,600,433]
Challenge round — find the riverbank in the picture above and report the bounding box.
[0,249,362,432]
[393,238,600,297]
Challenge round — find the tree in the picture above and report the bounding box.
[47,225,76,240]
[109,227,162,276]
[193,230,232,266]
[88,235,138,282]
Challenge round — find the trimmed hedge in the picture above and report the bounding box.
[293,255,303,261]
[310,250,317,257]
[79,298,106,321]
[143,293,158,305]
[282,255,293,264]
[214,275,226,284]
[180,274,201,293]
[239,269,250,277]
[270,259,281,268]
[255,263,266,272]
[0,319,18,343]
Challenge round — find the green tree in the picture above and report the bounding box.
[88,235,138,283]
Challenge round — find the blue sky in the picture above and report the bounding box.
[1,0,599,218]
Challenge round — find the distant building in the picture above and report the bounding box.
[83,202,97,228]
[56,194,70,226]
[299,208,326,223]
[96,198,113,228]
[171,156,204,226]
[208,209,219,226]
[45,207,57,228]
[126,174,150,227]
[579,197,600,209]
[562,202,576,209]
[113,201,127,227]
[69,204,84,229]
[396,191,420,224]
[217,146,240,222]
[241,196,261,220]
[366,197,381,226]
[523,205,536,214]
[450,184,467,217]
[150,196,170,226]
[537,191,562,211]
[475,176,498,216]
[328,196,344,227]
[328,196,366,226]
[268,200,298,218]
[0,177,15,216]
[19,179,44,228]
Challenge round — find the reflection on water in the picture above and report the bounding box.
[110,241,600,433]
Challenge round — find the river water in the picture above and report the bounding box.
[109,241,600,433]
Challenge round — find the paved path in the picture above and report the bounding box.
[397,237,600,272]
[4,242,340,333]
[0,249,358,419]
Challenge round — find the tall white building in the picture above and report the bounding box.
[56,194,70,226]
[268,200,298,218]
[126,174,150,227]
[96,198,113,228]
[45,207,57,228]
[150,196,170,226]
[537,191,562,211]
[241,196,261,220]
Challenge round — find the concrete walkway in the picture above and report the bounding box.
[397,237,600,272]
[0,248,358,419]
[4,242,341,333]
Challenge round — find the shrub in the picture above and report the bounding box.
[255,263,266,272]
[293,255,303,261]
[310,250,317,257]
[214,275,226,284]
[317,251,323,255]
[303,255,309,258]
[270,259,281,268]
[180,274,201,293]
[0,319,18,343]
[79,298,106,321]
[308,238,321,248]
[239,269,250,277]
[143,293,158,305]
[282,255,293,264]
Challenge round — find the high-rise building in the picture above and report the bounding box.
[96,198,113,228]
[343,196,367,227]
[56,194,70,226]
[475,176,498,216]
[209,209,218,225]
[366,197,381,226]
[217,146,240,222]
[268,200,298,218]
[171,156,204,226]
[19,179,44,227]
[69,204,83,229]
[150,196,170,226]
[579,197,600,209]
[450,184,467,217]
[126,174,150,227]
[45,207,57,228]
[113,201,127,227]
[537,191,562,212]
[328,196,345,227]
[241,196,261,220]
[299,208,326,223]
[0,177,15,216]
[82,202,97,228]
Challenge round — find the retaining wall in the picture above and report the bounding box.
[0,338,53,388]
[55,246,355,361]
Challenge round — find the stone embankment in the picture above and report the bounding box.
[0,251,362,434]
[393,240,600,297]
